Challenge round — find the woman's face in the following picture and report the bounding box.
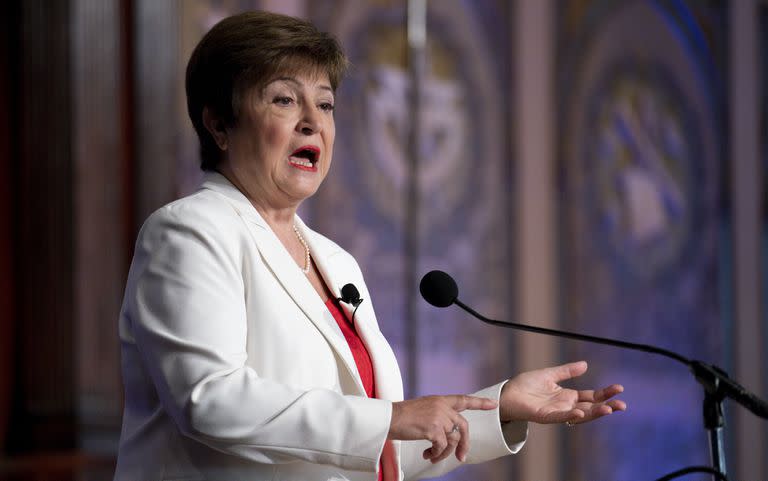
[221,70,336,211]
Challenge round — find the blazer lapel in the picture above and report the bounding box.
[200,174,366,396]
[297,219,404,403]
[251,224,370,396]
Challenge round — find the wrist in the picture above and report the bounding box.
[499,383,514,423]
[387,401,400,440]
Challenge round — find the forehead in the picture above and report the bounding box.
[265,75,332,92]
[263,67,333,91]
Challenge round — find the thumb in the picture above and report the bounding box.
[548,361,588,383]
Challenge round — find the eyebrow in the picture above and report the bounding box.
[270,76,333,93]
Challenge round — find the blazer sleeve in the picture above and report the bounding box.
[123,204,392,472]
[399,382,528,480]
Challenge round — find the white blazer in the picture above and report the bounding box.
[114,173,526,481]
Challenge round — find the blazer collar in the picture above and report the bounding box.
[200,172,349,301]
[200,172,367,395]
[200,171,270,230]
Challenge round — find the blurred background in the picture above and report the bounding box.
[0,0,766,479]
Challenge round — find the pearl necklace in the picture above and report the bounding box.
[293,224,311,275]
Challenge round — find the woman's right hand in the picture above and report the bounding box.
[388,395,497,464]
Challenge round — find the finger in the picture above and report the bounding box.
[433,425,460,464]
[606,399,627,412]
[548,361,588,383]
[449,395,498,412]
[544,408,585,424]
[563,409,588,425]
[592,404,614,417]
[571,400,627,423]
[576,389,597,402]
[578,403,618,422]
[423,433,448,463]
[454,415,469,463]
[594,384,624,402]
[577,384,623,403]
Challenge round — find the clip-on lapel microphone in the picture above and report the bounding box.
[338,283,364,322]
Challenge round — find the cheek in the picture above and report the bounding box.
[325,121,336,148]
[324,125,335,169]
[262,123,291,152]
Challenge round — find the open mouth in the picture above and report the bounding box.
[289,146,320,171]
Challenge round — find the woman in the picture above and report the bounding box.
[114,11,625,481]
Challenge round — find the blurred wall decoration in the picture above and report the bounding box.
[1,1,132,479]
[557,0,729,479]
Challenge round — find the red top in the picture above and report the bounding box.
[325,298,396,481]
[326,298,376,397]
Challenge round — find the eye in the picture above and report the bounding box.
[273,96,294,106]
[319,102,335,113]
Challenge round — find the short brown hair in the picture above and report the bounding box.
[185,11,349,171]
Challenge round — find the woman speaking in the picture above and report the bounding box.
[114,11,625,481]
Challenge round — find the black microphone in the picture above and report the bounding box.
[339,283,363,307]
[419,270,457,307]
[418,269,768,420]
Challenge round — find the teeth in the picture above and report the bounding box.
[290,158,314,167]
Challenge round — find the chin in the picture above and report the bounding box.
[291,184,322,202]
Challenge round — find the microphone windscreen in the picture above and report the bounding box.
[341,283,361,305]
[419,270,458,308]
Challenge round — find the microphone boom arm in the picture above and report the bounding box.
[452,297,768,421]
[453,298,691,365]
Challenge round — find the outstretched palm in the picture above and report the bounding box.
[499,361,626,425]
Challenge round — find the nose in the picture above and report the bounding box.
[297,105,322,135]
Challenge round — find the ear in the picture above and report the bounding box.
[202,106,228,151]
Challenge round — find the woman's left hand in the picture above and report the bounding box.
[499,361,626,425]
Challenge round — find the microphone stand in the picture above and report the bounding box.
[450,297,768,481]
